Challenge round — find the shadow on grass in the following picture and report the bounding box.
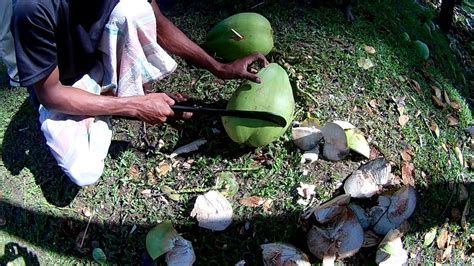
[0,182,472,264]
[1,100,79,207]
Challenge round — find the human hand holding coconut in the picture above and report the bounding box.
[151,1,268,84]
[213,53,269,83]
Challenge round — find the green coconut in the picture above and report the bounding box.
[413,40,430,60]
[205,12,274,61]
[345,128,370,159]
[222,63,294,147]
[401,32,411,42]
[146,221,180,260]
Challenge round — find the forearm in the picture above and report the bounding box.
[36,85,141,117]
[151,1,224,75]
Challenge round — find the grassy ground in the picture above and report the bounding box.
[1,0,473,264]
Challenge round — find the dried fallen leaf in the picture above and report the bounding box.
[297,183,316,200]
[156,162,172,177]
[436,228,449,249]
[240,196,265,208]
[190,191,233,231]
[393,96,406,115]
[443,90,461,111]
[398,115,409,127]
[128,165,141,182]
[400,148,414,162]
[431,96,445,109]
[141,189,152,197]
[364,45,376,54]
[357,58,375,70]
[446,115,459,126]
[401,162,415,187]
[430,122,440,138]
[431,95,444,109]
[432,86,443,99]
[424,227,437,247]
[262,199,273,214]
[442,245,452,261]
[407,79,423,95]
[369,99,378,108]
[453,146,464,167]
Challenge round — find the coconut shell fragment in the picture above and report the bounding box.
[375,229,408,265]
[312,194,351,223]
[261,243,311,266]
[190,191,233,231]
[343,159,392,198]
[371,186,417,235]
[307,209,364,260]
[166,237,196,266]
[321,122,350,161]
[292,127,323,151]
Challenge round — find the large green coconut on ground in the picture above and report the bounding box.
[222,63,294,147]
[206,12,274,61]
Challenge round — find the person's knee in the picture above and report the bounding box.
[62,158,105,187]
[111,0,153,24]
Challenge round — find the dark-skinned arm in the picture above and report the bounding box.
[34,67,178,124]
[151,0,268,83]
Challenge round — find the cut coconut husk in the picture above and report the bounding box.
[300,148,319,165]
[363,230,381,248]
[312,194,351,223]
[371,186,417,235]
[349,204,370,229]
[345,128,370,158]
[190,191,233,231]
[146,221,181,260]
[165,237,196,266]
[333,121,356,130]
[292,127,323,151]
[321,122,349,161]
[261,243,311,266]
[375,229,408,265]
[344,159,392,198]
[386,186,417,225]
[307,208,364,260]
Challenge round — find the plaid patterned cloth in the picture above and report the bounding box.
[39,0,177,186]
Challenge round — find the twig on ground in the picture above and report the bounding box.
[80,210,94,248]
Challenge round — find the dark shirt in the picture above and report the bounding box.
[12,0,119,87]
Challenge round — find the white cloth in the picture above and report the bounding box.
[0,0,20,86]
[39,0,177,186]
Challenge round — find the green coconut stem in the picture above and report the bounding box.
[231,28,244,40]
